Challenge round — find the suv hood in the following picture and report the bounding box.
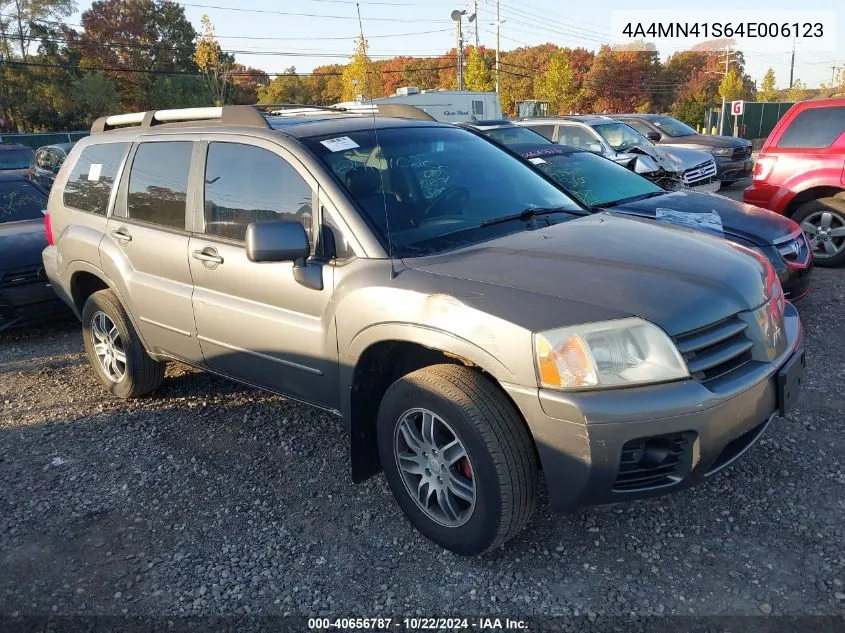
[661,134,751,149]
[405,213,769,337]
[606,190,797,247]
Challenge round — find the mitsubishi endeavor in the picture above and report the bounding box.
[43,106,805,554]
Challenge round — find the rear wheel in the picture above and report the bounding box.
[793,196,845,267]
[377,364,538,554]
[82,289,165,398]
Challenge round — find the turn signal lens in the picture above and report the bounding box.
[752,156,777,181]
[537,334,597,389]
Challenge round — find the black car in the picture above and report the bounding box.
[0,174,68,330]
[497,143,812,301]
[611,114,753,185]
[0,143,35,177]
[28,142,75,191]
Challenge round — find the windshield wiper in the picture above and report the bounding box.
[596,190,667,209]
[479,206,578,228]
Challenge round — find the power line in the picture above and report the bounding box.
[177,3,452,23]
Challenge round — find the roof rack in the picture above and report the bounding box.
[91,102,436,134]
[90,105,270,134]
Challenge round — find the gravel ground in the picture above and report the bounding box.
[1,269,844,621]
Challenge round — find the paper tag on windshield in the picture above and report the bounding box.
[87,163,102,181]
[528,157,546,165]
[320,136,359,152]
[656,207,724,235]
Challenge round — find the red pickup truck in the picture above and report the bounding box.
[744,98,845,267]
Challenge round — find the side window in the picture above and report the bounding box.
[524,124,556,140]
[556,125,595,149]
[203,142,312,242]
[777,106,845,149]
[62,142,130,215]
[127,141,192,230]
[624,119,654,136]
[472,100,484,116]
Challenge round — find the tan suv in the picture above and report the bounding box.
[43,106,805,554]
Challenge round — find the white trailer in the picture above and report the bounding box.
[336,87,503,123]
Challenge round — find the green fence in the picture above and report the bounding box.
[0,131,89,149]
[708,102,795,141]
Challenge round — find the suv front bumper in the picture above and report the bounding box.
[503,303,804,512]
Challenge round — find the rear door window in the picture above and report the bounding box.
[522,124,556,140]
[777,106,845,149]
[126,141,193,230]
[63,142,130,215]
[556,124,599,150]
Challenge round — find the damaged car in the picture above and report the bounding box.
[515,116,720,193]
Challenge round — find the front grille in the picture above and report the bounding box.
[732,146,752,160]
[674,315,753,384]
[776,233,811,265]
[682,160,718,185]
[614,432,694,491]
[1,265,44,288]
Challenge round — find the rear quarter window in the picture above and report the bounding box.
[776,106,845,149]
[62,142,130,215]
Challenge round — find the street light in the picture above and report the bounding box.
[450,9,474,91]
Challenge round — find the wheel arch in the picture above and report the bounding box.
[783,186,845,217]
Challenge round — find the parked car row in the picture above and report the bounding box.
[36,105,808,555]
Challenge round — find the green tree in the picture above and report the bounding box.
[194,14,231,106]
[759,68,778,102]
[341,36,382,101]
[533,49,574,114]
[464,47,494,92]
[309,64,345,104]
[719,67,744,102]
[258,66,311,104]
[70,72,119,120]
[786,78,809,102]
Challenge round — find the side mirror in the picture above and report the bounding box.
[246,220,309,263]
[645,131,661,142]
[245,220,322,290]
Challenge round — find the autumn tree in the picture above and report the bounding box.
[464,47,494,92]
[534,50,574,114]
[786,79,809,102]
[258,66,311,104]
[377,55,412,96]
[194,15,232,106]
[498,44,558,115]
[402,57,442,90]
[719,67,744,102]
[759,68,778,102]
[226,64,268,104]
[671,69,715,127]
[309,64,344,104]
[342,36,382,101]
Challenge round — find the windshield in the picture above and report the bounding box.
[0,180,47,222]
[592,122,650,151]
[481,126,553,146]
[0,148,35,170]
[527,151,663,207]
[304,126,580,257]
[650,116,697,137]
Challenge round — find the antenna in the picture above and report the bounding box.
[357,3,397,280]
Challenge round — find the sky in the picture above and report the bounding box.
[67,0,845,89]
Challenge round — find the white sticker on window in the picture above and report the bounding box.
[655,208,724,235]
[320,136,360,152]
[87,163,102,181]
[528,157,547,165]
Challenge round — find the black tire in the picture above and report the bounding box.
[792,195,845,267]
[376,364,538,554]
[81,289,165,398]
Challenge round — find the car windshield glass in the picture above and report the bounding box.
[0,180,46,222]
[592,122,649,151]
[482,126,553,146]
[650,116,697,137]
[528,151,663,207]
[0,149,35,170]
[303,126,581,257]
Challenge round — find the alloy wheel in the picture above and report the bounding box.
[91,311,126,383]
[800,210,845,260]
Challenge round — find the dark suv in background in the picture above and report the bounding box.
[612,114,753,185]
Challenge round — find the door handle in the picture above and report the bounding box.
[110,227,132,242]
[192,248,224,265]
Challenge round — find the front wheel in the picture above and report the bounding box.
[377,364,538,554]
[793,196,845,267]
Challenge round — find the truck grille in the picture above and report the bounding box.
[776,232,811,266]
[732,146,752,160]
[674,316,753,384]
[682,160,718,185]
[614,432,694,491]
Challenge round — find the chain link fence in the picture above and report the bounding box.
[0,131,89,149]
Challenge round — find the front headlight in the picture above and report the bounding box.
[534,317,689,390]
[711,147,734,157]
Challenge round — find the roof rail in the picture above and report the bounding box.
[90,105,270,134]
[267,102,436,122]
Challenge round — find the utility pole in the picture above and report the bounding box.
[831,63,839,86]
[719,45,732,136]
[451,9,465,90]
[472,0,479,49]
[495,0,500,94]
[356,3,367,100]
[789,34,796,88]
